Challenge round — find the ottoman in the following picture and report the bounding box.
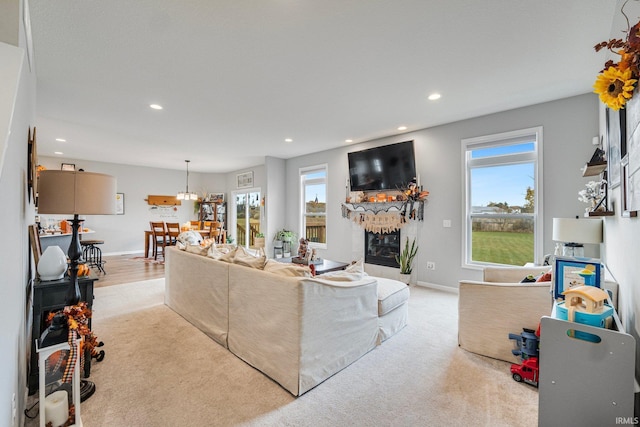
[376,278,410,343]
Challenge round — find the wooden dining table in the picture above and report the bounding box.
[144,228,227,257]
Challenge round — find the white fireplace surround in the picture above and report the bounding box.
[351,220,419,283]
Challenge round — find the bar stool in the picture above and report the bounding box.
[81,240,106,274]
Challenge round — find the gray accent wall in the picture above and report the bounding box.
[284,93,600,289]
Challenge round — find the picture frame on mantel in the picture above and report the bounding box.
[237,171,253,189]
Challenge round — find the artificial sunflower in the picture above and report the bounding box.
[593,66,637,110]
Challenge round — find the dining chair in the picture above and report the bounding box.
[190,220,201,230]
[166,222,181,246]
[150,221,167,260]
[207,221,222,242]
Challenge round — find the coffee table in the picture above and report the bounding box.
[280,258,349,275]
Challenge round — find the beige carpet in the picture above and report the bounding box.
[68,279,537,426]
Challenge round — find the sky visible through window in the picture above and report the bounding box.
[471,142,534,207]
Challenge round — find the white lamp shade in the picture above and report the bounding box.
[552,218,603,245]
[38,170,117,215]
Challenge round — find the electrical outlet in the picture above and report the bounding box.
[426,261,435,270]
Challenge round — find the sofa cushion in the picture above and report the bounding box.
[376,278,410,316]
[233,246,267,269]
[207,243,234,260]
[264,259,312,277]
[218,246,238,263]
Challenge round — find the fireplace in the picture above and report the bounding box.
[364,230,401,268]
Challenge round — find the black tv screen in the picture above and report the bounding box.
[348,141,416,192]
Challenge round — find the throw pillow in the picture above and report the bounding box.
[537,272,552,282]
[207,244,231,260]
[345,258,365,274]
[177,231,202,246]
[233,246,266,269]
[263,259,312,277]
[185,244,208,256]
[218,246,238,263]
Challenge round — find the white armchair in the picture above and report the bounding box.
[458,266,553,363]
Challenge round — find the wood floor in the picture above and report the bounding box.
[91,253,165,288]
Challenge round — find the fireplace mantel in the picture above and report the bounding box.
[341,201,424,232]
[341,201,424,221]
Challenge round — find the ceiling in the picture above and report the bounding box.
[27,0,618,173]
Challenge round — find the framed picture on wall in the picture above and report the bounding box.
[61,163,75,171]
[606,108,622,189]
[116,193,125,215]
[237,171,253,189]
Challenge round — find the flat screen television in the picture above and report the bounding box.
[348,141,416,192]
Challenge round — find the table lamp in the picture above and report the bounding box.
[552,217,603,257]
[37,170,116,305]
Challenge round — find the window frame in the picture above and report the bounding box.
[230,187,261,248]
[462,127,544,269]
[299,164,328,250]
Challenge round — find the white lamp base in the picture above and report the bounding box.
[562,244,584,258]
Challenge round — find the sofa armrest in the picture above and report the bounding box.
[458,280,552,362]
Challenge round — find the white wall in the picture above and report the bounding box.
[0,41,33,427]
[38,156,227,255]
[284,93,600,288]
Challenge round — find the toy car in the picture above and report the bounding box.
[510,357,539,387]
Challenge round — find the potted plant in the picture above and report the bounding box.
[254,232,265,248]
[274,229,297,257]
[395,237,418,285]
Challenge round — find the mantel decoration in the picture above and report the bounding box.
[342,177,429,232]
[593,0,640,110]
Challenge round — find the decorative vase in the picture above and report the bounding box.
[38,246,67,281]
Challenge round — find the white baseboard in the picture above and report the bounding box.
[103,250,144,257]
[415,280,459,294]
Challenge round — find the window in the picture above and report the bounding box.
[231,189,261,248]
[300,165,327,248]
[463,127,543,267]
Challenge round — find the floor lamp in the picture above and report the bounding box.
[37,170,116,400]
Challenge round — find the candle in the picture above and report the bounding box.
[44,390,68,427]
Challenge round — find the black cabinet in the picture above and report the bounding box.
[28,275,96,395]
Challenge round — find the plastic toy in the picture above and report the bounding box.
[510,357,539,387]
[508,326,541,387]
[508,328,539,359]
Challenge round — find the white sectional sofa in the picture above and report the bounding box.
[164,246,408,396]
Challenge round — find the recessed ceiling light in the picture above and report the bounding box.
[55,138,66,142]
[54,151,63,155]
[345,139,353,143]
[428,93,441,101]
[285,138,293,143]
[150,104,163,110]
[397,126,407,131]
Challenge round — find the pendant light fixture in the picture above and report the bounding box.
[177,160,198,200]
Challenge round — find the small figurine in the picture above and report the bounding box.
[298,237,309,258]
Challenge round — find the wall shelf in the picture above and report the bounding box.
[581,161,607,177]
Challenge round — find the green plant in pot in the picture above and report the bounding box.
[396,237,418,284]
[274,229,297,257]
